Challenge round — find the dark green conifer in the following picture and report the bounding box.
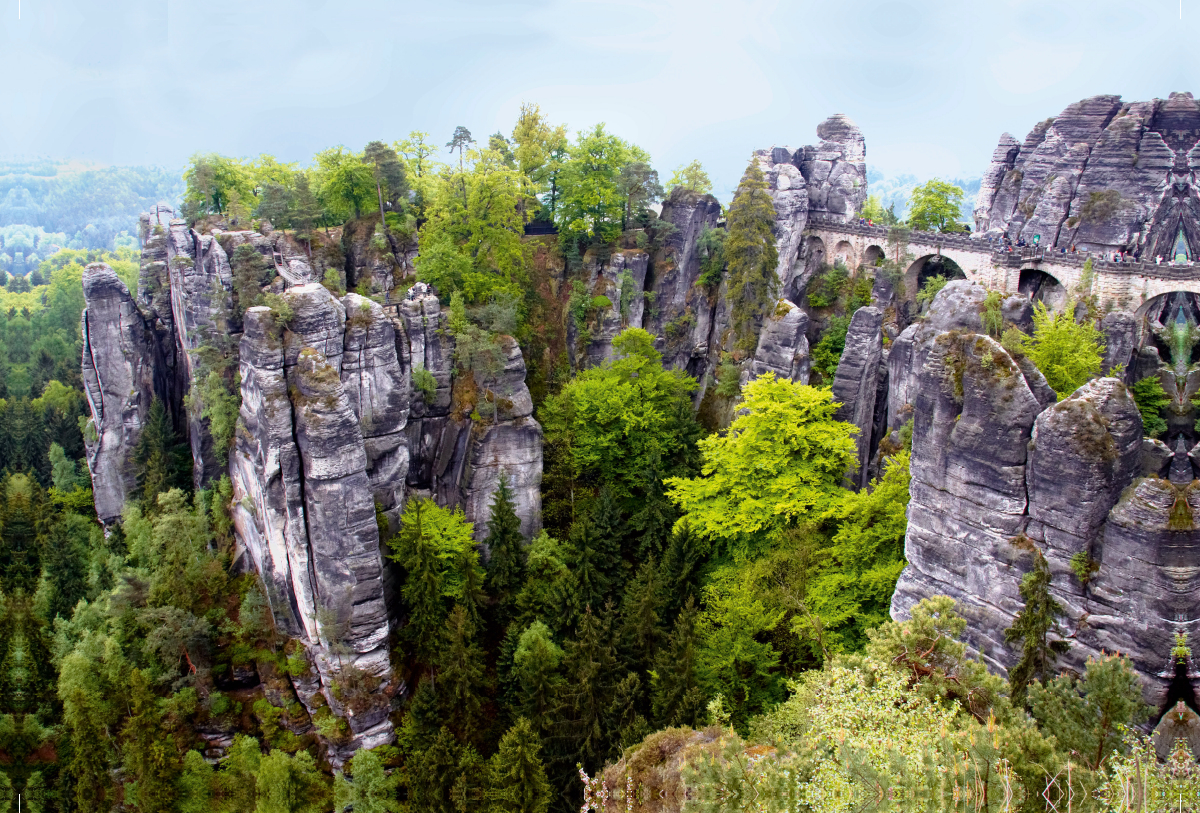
[651,597,704,727]
[438,605,488,745]
[485,475,526,629]
[488,718,552,813]
[1005,551,1069,707]
[725,157,779,349]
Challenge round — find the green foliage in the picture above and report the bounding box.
[915,273,948,306]
[713,359,742,399]
[804,263,849,309]
[488,718,552,813]
[132,398,191,505]
[725,159,779,350]
[541,328,700,523]
[1022,301,1105,399]
[981,289,1005,338]
[485,476,525,629]
[1029,654,1149,770]
[667,160,713,195]
[412,366,437,404]
[809,315,850,384]
[1005,551,1068,708]
[696,226,726,290]
[1069,550,1100,587]
[1080,189,1121,224]
[667,374,858,560]
[334,748,401,813]
[554,124,639,244]
[907,178,966,232]
[1131,375,1170,437]
[386,498,482,665]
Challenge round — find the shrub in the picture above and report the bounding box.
[1131,376,1170,437]
[1021,301,1105,398]
[412,366,437,404]
[810,315,850,382]
[915,274,948,307]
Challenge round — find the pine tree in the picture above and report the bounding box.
[41,514,90,620]
[1005,551,1069,707]
[488,718,552,813]
[485,475,526,629]
[438,605,488,744]
[405,726,464,813]
[725,157,778,350]
[651,598,704,727]
[589,486,627,580]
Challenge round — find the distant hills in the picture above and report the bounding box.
[0,159,183,252]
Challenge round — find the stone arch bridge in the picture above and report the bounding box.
[801,216,1200,309]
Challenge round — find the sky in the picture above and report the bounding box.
[2,0,1199,201]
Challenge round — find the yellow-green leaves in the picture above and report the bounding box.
[666,374,858,559]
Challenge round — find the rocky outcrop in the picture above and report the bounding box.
[797,114,868,224]
[80,263,160,524]
[891,282,1199,709]
[974,92,1200,256]
[753,149,809,292]
[582,248,649,366]
[394,283,543,541]
[1101,311,1139,377]
[746,300,809,384]
[832,306,883,488]
[230,299,394,757]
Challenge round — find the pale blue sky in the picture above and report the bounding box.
[2,0,1198,200]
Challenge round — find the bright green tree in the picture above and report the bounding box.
[725,158,779,349]
[488,718,552,813]
[554,124,633,244]
[666,373,858,560]
[314,147,377,220]
[1021,301,1105,398]
[541,328,700,522]
[1131,375,1170,437]
[907,179,966,232]
[510,104,569,215]
[254,749,327,813]
[667,160,713,195]
[182,154,252,219]
[512,621,563,731]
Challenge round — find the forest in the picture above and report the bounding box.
[0,105,1166,813]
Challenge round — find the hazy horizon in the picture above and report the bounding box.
[3,0,1199,203]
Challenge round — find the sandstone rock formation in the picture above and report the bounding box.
[80,263,159,523]
[832,306,883,488]
[891,281,1200,711]
[974,92,1200,257]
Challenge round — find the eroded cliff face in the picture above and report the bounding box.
[83,212,545,759]
[888,281,1200,711]
[974,91,1200,257]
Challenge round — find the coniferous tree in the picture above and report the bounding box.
[390,500,446,666]
[725,157,778,350]
[121,668,176,813]
[488,718,552,813]
[551,607,622,777]
[405,726,466,813]
[589,486,626,578]
[485,475,525,629]
[566,518,608,614]
[334,748,401,813]
[513,621,563,734]
[438,604,488,745]
[132,398,189,506]
[1005,551,1069,707]
[651,597,704,727]
[618,560,664,674]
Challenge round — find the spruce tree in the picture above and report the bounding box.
[513,621,563,734]
[389,500,446,666]
[618,560,664,674]
[1005,551,1069,707]
[552,607,622,774]
[567,517,609,614]
[485,475,526,629]
[133,398,189,506]
[121,669,176,813]
[651,597,704,727]
[334,748,401,813]
[438,605,488,745]
[589,486,627,580]
[488,718,552,813]
[725,157,778,350]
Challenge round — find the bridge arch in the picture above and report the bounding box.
[1018,268,1067,312]
[833,240,855,268]
[904,253,966,299]
[862,244,885,268]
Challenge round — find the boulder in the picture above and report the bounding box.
[746,300,810,384]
